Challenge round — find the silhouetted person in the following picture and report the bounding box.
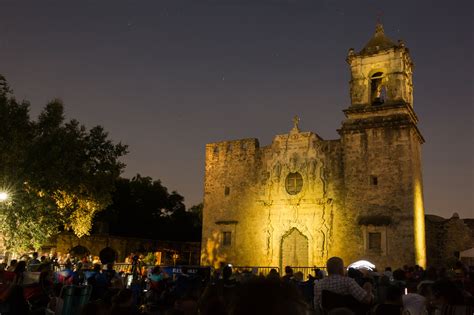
[218,265,238,308]
[314,257,372,312]
[28,252,40,271]
[266,268,280,281]
[4,285,29,315]
[88,264,107,301]
[13,261,26,285]
[347,268,364,287]
[110,289,138,315]
[104,263,118,286]
[432,279,465,306]
[372,285,403,315]
[7,260,17,272]
[230,277,310,315]
[282,266,294,283]
[80,301,110,315]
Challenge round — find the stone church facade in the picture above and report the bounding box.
[201,24,427,269]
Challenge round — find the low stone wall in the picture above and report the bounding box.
[53,233,201,265]
[425,214,473,267]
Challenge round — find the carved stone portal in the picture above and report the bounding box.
[281,228,308,268]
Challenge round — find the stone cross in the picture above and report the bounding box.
[376,11,383,25]
[292,115,300,131]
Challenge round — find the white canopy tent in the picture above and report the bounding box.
[460,248,474,258]
[460,247,474,266]
[347,260,376,271]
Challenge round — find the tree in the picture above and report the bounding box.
[180,202,203,240]
[0,75,128,253]
[96,176,202,241]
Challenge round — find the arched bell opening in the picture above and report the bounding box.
[370,72,386,106]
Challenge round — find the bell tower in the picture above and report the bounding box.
[339,23,426,268]
[347,23,413,107]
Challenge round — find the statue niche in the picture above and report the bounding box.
[272,162,281,183]
[308,159,317,180]
[289,154,299,172]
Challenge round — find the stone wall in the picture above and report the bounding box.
[201,25,429,270]
[426,214,473,267]
[53,233,201,265]
[339,117,424,267]
[202,118,425,269]
[348,46,414,107]
[201,127,346,268]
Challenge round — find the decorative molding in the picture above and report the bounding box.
[215,220,238,225]
[358,215,392,226]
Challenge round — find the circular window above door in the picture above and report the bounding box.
[285,172,303,195]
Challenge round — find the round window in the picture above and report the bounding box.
[285,172,303,195]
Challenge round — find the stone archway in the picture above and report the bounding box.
[280,228,308,268]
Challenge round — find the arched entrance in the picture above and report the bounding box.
[280,228,308,268]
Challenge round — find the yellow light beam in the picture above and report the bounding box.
[414,180,426,268]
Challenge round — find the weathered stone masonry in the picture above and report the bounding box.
[201,24,427,269]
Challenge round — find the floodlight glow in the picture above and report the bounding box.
[0,192,8,202]
[347,260,376,271]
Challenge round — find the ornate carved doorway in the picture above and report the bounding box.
[280,228,308,268]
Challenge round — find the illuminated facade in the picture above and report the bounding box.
[201,24,426,269]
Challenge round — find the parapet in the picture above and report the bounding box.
[205,138,260,162]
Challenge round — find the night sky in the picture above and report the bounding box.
[1,0,472,218]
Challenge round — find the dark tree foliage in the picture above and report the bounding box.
[0,75,128,252]
[96,175,202,242]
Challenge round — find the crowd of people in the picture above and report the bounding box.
[0,252,472,315]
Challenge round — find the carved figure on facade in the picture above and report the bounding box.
[313,229,327,260]
[289,154,299,172]
[308,159,317,180]
[271,162,281,183]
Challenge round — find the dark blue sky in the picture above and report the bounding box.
[1,0,472,218]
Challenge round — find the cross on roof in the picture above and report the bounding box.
[292,115,300,131]
[376,11,383,25]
